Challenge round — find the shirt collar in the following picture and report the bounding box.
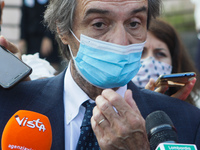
[64,63,127,124]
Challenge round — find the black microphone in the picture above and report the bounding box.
[145,111,197,150]
[145,110,178,150]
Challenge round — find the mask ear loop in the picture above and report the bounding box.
[69,29,81,43]
[68,45,75,59]
[68,29,80,59]
[68,45,79,75]
[67,35,88,84]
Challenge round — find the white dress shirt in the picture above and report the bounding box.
[63,64,127,150]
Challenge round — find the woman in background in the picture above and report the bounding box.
[132,19,200,106]
[19,0,62,72]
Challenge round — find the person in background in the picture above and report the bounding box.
[132,18,200,106]
[190,0,200,72]
[0,0,200,149]
[18,0,62,72]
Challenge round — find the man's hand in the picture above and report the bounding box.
[91,89,150,150]
[145,78,196,100]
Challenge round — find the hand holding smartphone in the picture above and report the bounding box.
[0,45,32,89]
[155,72,196,87]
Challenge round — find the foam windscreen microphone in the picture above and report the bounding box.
[145,110,178,150]
[145,110,197,150]
[1,110,52,150]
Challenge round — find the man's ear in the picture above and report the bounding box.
[57,27,68,45]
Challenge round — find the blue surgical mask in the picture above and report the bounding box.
[69,31,146,88]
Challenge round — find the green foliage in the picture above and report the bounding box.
[161,11,196,32]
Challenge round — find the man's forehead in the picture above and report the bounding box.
[77,0,148,25]
[81,0,147,3]
[80,0,148,11]
[83,0,146,2]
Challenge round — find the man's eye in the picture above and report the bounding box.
[93,22,105,29]
[130,22,139,28]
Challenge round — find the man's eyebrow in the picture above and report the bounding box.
[84,6,147,19]
[130,6,147,15]
[84,9,109,18]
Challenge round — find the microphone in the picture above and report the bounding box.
[1,110,52,150]
[145,110,197,150]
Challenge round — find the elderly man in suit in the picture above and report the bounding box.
[0,0,200,150]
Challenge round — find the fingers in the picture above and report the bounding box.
[98,89,135,119]
[124,89,141,114]
[145,78,168,94]
[0,36,21,59]
[93,89,141,126]
[91,106,110,141]
[91,107,107,139]
[0,36,8,47]
[0,36,18,53]
[92,89,149,149]
[154,84,169,94]
[171,78,196,100]
[145,78,156,91]
[92,106,110,129]
[94,92,120,127]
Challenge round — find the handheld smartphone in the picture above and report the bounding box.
[0,45,32,89]
[155,72,196,87]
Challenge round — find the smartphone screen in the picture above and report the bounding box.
[0,45,32,88]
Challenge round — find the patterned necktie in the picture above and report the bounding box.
[76,101,100,150]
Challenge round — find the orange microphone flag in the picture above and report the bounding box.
[1,110,52,150]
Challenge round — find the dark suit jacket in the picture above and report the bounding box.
[0,70,200,150]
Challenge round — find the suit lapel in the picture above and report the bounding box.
[127,81,151,118]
